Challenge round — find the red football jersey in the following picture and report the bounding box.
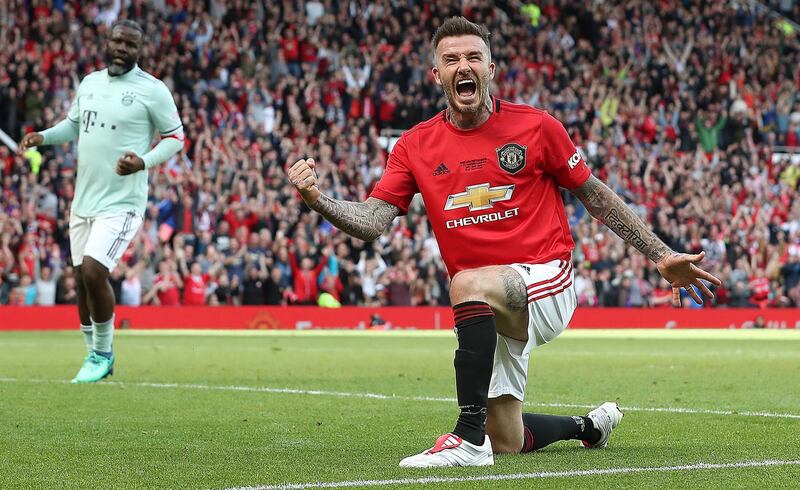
[183,273,210,306]
[370,99,591,277]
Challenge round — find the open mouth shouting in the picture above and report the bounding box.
[454,77,478,105]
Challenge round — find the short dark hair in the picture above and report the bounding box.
[431,16,491,62]
[111,19,145,38]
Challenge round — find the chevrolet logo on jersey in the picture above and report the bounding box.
[444,183,515,212]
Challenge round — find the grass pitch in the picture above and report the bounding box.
[0,329,798,489]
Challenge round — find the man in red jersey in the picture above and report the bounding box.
[287,17,721,468]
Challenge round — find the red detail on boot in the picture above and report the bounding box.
[427,433,463,454]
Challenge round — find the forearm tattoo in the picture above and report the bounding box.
[573,176,672,263]
[310,196,399,241]
[500,267,528,312]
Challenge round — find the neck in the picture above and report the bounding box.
[448,97,493,130]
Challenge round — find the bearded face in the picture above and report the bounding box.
[433,35,495,115]
[105,25,142,76]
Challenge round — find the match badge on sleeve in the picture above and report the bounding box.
[496,143,527,175]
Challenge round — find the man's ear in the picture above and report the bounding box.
[432,66,442,86]
[489,61,496,80]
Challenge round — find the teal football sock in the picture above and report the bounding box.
[92,315,115,354]
[80,324,93,354]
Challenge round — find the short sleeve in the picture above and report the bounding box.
[369,135,419,215]
[149,82,184,138]
[540,114,591,189]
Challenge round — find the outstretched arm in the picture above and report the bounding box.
[573,175,671,263]
[286,158,399,241]
[572,175,722,305]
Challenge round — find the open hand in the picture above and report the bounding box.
[656,251,722,306]
[116,151,145,175]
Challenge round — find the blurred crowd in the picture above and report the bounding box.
[1,0,799,309]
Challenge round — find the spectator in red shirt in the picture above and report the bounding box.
[300,35,318,65]
[378,83,400,129]
[749,268,771,309]
[175,193,196,239]
[144,260,183,306]
[281,28,301,77]
[177,249,220,306]
[223,202,258,236]
[289,246,329,305]
[16,232,39,277]
[651,279,674,308]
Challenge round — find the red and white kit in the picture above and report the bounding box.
[371,98,589,400]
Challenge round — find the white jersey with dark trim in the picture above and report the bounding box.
[64,65,183,217]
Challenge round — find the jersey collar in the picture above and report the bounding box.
[106,64,140,82]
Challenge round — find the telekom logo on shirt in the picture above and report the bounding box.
[444,183,515,212]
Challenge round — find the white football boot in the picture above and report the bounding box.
[399,433,494,468]
[581,401,624,448]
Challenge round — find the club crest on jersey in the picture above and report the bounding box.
[121,92,136,106]
[496,143,527,174]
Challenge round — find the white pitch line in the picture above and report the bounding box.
[227,459,800,490]
[1,377,799,420]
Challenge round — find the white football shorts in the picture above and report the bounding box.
[69,211,143,271]
[489,259,577,401]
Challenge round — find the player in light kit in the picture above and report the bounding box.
[288,17,722,467]
[17,20,184,383]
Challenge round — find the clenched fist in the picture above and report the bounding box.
[287,157,321,203]
[18,132,44,154]
[116,151,145,175]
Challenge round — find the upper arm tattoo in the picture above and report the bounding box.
[500,267,528,312]
[310,196,399,241]
[572,175,672,263]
